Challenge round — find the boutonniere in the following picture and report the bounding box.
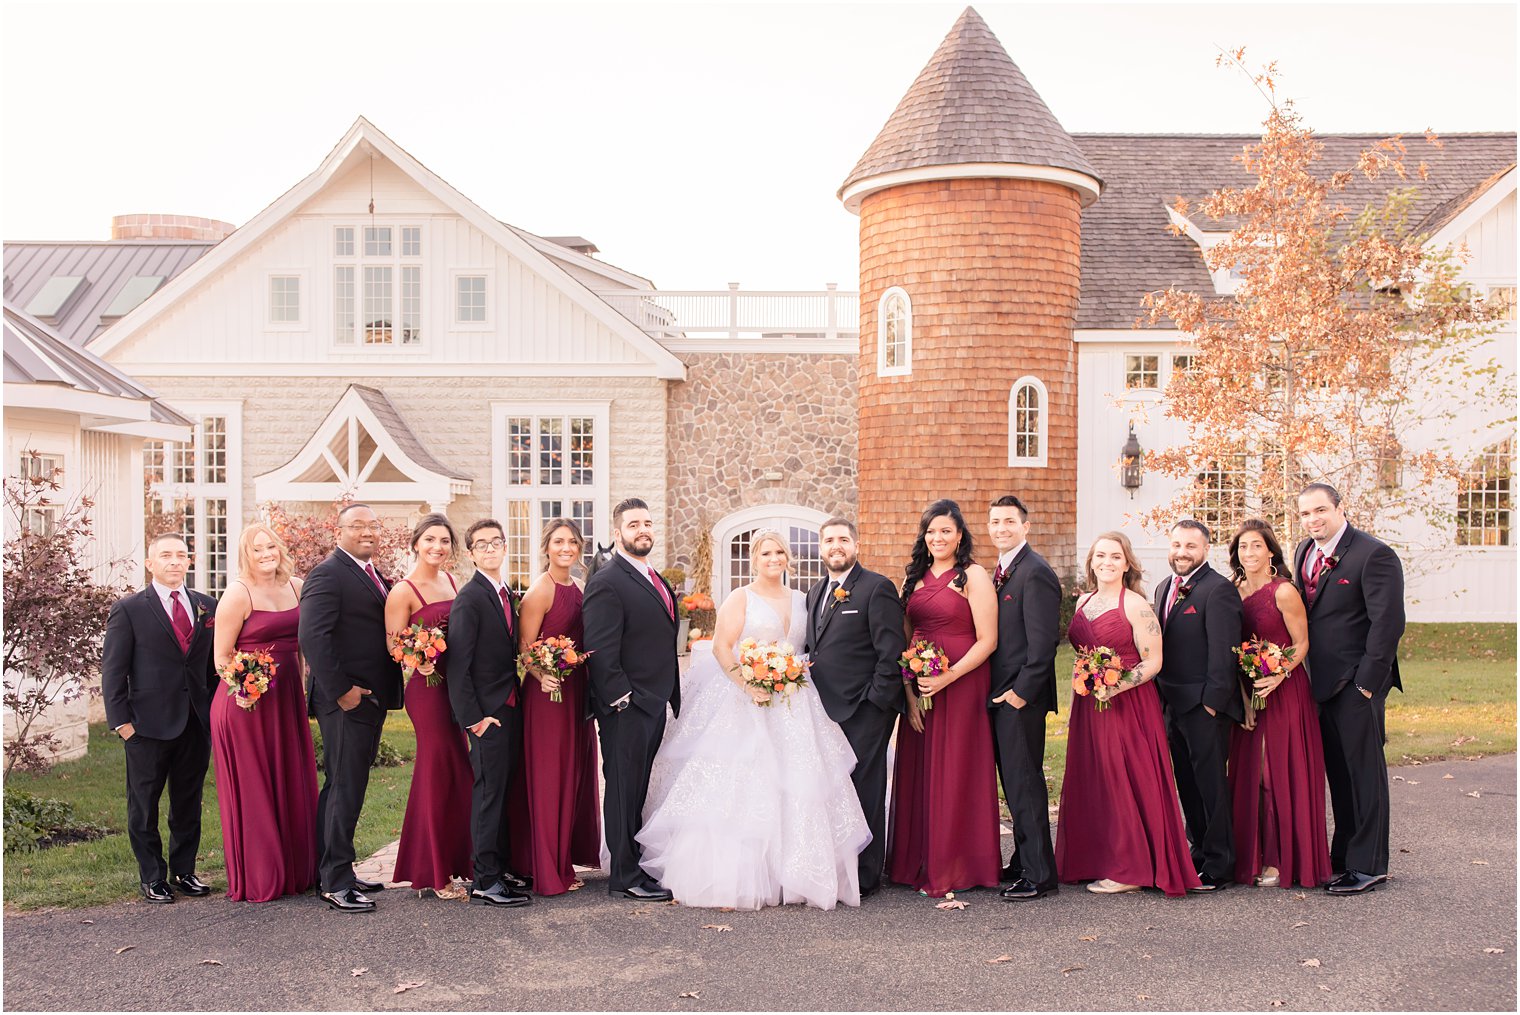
[194,601,209,623]
[1175,582,1196,602]
[831,586,850,608]
[1322,554,1341,573]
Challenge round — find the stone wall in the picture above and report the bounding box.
[666,351,859,574]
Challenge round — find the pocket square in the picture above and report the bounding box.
[1337,578,1350,585]
[840,609,859,615]
[1002,594,1014,602]
[1183,605,1197,615]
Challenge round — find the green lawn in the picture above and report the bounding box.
[3,715,418,912]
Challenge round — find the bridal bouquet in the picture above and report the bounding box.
[899,639,951,711]
[516,634,592,703]
[1072,646,1138,712]
[735,637,809,707]
[389,623,448,686]
[218,649,276,712]
[1234,638,1296,711]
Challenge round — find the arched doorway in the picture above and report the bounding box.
[711,505,830,604]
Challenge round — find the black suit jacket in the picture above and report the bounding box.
[803,566,907,724]
[297,549,404,723]
[988,545,1062,714]
[1293,526,1405,702]
[1153,562,1245,722]
[101,586,218,740]
[582,553,681,719]
[446,571,522,728]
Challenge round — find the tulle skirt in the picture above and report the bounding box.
[637,644,871,911]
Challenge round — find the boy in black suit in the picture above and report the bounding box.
[102,533,219,903]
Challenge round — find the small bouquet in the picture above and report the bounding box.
[899,639,952,711]
[1234,638,1297,711]
[389,623,447,687]
[516,634,592,703]
[218,649,276,712]
[1072,646,1138,712]
[734,637,809,707]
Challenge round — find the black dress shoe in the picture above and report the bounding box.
[322,888,376,912]
[1325,870,1386,894]
[140,880,175,904]
[1000,878,1056,900]
[352,877,385,893]
[858,880,881,899]
[470,882,532,907]
[170,873,212,897]
[502,872,534,892]
[1000,862,1023,884]
[1187,873,1231,893]
[611,882,673,902]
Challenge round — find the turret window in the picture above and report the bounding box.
[878,287,912,377]
[1008,375,1048,467]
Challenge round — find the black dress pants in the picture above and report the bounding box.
[315,705,383,893]
[467,700,524,890]
[597,702,667,892]
[991,699,1056,888]
[1320,682,1390,876]
[838,700,898,890]
[1165,701,1235,880]
[123,722,211,884]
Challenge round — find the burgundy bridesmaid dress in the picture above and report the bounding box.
[1055,588,1200,896]
[887,568,1002,896]
[210,593,318,902]
[507,580,602,895]
[1228,579,1334,888]
[392,577,474,890]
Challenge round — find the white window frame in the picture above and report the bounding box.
[266,271,306,329]
[331,221,426,348]
[333,225,355,258]
[877,286,912,377]
[451,269,492,329]
[711,504,831,605]
[491,401,611,590]
[1007,375,1048,468]
[1456,437,1515,548]
[1124,351,1161,391]
[144,401,243,594]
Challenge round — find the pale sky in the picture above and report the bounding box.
[2,1,1515,290]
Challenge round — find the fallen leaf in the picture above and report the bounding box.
[1391,775,1406,782]
[1452,735,1477,746]
[1294,892,1307,900]
[350,968,368,977]
[1060,964,1086,975]
[1319,985,1332,992]
[1443,773,1455,780]
[1466,791,1482,798]
[1140,954,1151,960]
[1472,860,1490,865]
[1292,921,1309,929]
[629,907,652,917]
[1407,781,1420,785]
[392,981,426,994]
[79,919,95,925]
[1484,947,1505,955]
[701,924,732,933]
[1399,847,1412,853]
[199,959,223,966]
[985,955,1014,965]
[679,991,703,999]
[1268,1001,1286,1008]
[718,907,735,913]
[1079,935,1099,942]
[936,898,968,910]
[114,946,136,955]
[1136,994,1151,1001]
[664,900,681,907]
[1302,958,1322,968]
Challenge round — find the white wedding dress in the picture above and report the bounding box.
[637,586,871,910]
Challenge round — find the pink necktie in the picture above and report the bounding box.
[1305,550,1326,606]
[498,586,515,637]
[1164,575,1183,621]
[993,563,1007,585]
[647,566,674,619]
[364,562,386,596]
[169,591,193,653]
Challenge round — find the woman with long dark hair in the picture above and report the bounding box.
[1226,518,1332,889]
[886,499,1002,897]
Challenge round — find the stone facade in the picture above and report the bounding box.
[856,177,1083,576]
[665,351,859,574]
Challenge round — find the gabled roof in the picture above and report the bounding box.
[1,240,213,347]
[3,302,191,439]
[840,7,1100,207]
[89,117,686,378]
[254,384,470,507]
[1073,132,1518,330]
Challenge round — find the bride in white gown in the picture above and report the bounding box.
[637,531,871,910]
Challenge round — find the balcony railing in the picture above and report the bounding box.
[593,284,860,341]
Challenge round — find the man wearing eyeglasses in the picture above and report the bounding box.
[298,502,404,912]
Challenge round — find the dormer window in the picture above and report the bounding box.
[334,223,424,346]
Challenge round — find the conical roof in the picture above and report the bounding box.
[839,7,1100,206]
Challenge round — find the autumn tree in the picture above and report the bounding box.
[1140,51,1511,549]
[262,500,413,581]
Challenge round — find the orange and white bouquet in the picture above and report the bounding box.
[218,649,277,712]
[1072,645,1138,712]
[1234,638,1296,711]
[389,623,448,686]
[734,637,809,707]
[899,639,952,711]
[516,634,592,703]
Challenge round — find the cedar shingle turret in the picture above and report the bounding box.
[839,7,1101,210]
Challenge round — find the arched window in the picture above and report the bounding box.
[1457,437,1514,546]
[711,505,830,602]
[1007,375,1048,467]
[877,287,911,377]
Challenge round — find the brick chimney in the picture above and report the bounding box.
[111,214,235,242]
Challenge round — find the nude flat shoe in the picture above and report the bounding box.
[1087,878,1142,894]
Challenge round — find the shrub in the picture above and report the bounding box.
[310,725,413,770]
[3,788,110,853]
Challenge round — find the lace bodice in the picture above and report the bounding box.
[740,587,807,647]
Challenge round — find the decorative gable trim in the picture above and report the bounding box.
[1425,166,1517,249]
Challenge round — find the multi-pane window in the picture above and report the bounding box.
[723,522,825,594]
[335,224,422,345]
[334,266,355,341]
[17,453,63,535]
[334,227,354,257]
[401,266,421,343]
[1125,353,1160,389]
[500,409,603,590]
[144,414,235,594]
[402,227,422,257]
[879,288,911,375]
[1011,380,1042,464]
[364,226,391,257]
[1457,439,1513,547]
[363,267,393,345]
[457,275,486,322]
[1192,455,1250,536]
[1172,354,1196,376]
[269,275,300,323]
[1488,286,1516,323]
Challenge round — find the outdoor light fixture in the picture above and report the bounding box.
[1121,424,1144,497]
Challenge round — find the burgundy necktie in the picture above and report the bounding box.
[647,566,674,619]
[993,563,1007,585]
[498,586,515,637]
[1164,575,1184,621]
[1305,550,1326,607]
[364,562,387,597]
[169,591,193,653]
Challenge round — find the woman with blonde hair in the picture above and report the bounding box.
[211,520,319,902]
[1055,531,1199,897]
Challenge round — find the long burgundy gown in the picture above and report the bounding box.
[392,577,474,890]
[1056,588,1200,897]
[210,595,319,902]
[507,580,602,895]
[1228,580,1333,888]
[887,568,1002,896]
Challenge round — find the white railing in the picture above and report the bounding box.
[593,284,860,341]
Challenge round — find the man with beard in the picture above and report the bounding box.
[804,517,907,897]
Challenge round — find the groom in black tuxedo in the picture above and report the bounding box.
[102,534,218,903]
[1153,519,1243,892]
[583,497,680,901]
[985,496,1061,900]
[804,516,906,897]
[299,503,404,913]
[1293,482,1405,894]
